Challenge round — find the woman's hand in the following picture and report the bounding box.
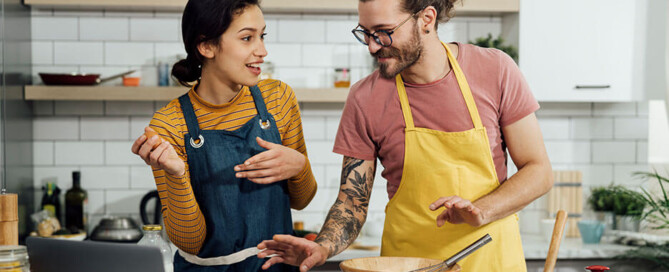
[131,127,185,177]
[234,137,306,184]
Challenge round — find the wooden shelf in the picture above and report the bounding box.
[24,0,518,14]
[24,85,349,103]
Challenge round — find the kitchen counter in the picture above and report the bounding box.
[327,234,636,262]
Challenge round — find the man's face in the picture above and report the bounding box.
[358,0,423,78]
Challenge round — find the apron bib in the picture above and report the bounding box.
[173,86,297,272]
[380,42,526,271]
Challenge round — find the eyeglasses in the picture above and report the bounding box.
[351,11,418,47]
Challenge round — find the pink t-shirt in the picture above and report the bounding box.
[333,43,540,199]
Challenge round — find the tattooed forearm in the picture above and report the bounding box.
[315,156,375,257]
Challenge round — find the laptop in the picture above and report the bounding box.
[26,237,165,272]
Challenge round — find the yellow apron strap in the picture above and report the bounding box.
[442,42,483,130]
[395,74,415,129]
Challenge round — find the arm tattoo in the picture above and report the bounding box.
[315,157,375,257]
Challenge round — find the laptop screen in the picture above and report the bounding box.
[26,237,165,272]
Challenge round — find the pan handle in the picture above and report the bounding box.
[97,70,136,84]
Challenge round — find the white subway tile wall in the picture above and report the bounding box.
[31,10,650,236]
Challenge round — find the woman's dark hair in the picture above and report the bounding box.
[172,0,260,87]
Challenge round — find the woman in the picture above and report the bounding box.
[131,0,317,271]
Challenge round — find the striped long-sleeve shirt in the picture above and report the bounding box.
[149,79,317,254]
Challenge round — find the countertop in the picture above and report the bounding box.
[327,234,636,262]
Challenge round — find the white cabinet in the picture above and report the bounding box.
[519,0,647,102]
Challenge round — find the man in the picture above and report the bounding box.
[258,0,553,271]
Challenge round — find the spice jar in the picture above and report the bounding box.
[0,246,29,272]
[334,68,351,88]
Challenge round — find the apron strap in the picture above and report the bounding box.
[442,41,483,130]
[395,42,484,130]
[178,93,203,145]
[249,85,271,126]
[395,75,415,129]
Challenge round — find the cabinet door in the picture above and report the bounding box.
[519,0,641,102]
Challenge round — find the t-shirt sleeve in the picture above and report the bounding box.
[333,85,377,161]
[498,51,540,127]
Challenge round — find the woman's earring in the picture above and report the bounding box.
[198,65,202,69]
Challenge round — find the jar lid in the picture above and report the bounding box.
[0,245,28,265]
[142,224,162,231]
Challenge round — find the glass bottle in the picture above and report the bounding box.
[41,182,61,222]
[138,225,173,272]
[65,171,88,233]
[0,245,30,272]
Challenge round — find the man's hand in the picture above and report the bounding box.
[234,137,306,184]
[429,196,487,227]
[257,235,328,272]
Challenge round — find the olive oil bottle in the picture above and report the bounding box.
[65,171,88,233]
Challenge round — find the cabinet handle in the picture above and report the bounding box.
[574,85,610,89]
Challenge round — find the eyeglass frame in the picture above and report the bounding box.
[351,10,420,47]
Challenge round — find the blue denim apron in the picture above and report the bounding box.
[173,86,296,272]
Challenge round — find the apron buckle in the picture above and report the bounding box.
[259,119,270,130]
[190,135,205,148]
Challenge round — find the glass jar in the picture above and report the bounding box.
[0,246,29,272]
[137,225,173,272]
[334,68,351,88]
[259,62,275,80]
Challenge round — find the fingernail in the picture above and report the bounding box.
[236,173,241,178]
[234,166,239,171]
[245,161,251,165]
[429,204,435,210]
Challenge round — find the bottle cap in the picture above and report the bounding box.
[585,265,610,272]
[142,224,162,231]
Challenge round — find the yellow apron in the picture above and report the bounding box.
[380,42,527,271]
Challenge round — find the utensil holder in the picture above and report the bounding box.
[0,192,19,245]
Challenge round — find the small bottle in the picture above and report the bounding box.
[41,182,61,222]
[65,171,88,234]
[158,61,170,86]
[138,225,173,272]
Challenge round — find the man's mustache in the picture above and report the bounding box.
[372,48,400,59]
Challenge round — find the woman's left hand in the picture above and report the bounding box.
[234,137,306,184]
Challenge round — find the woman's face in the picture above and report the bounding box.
[201,5,267,87]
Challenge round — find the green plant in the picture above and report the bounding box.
[588,184,645,216]
[613,171,669,269]
[469,33,518,62]
[633,171,669,229]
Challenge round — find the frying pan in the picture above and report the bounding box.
[39,70,136,86]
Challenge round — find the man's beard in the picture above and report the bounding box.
[372,24,423,79]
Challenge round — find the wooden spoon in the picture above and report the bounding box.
[544,210,568,272]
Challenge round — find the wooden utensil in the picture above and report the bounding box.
[544,210,568,272]
[0,190,19,245]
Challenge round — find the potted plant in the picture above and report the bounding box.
[612,186,646,232]
[469,33,518,63]
[588,185,617,229]
[588,184,646,231]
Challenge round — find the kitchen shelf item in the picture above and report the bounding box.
[544,210,568,272]
[24,85,350,103]
[23,0,518,15]
[0,191,18,246]
[39,70,135,86]
[547,170,583,238]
